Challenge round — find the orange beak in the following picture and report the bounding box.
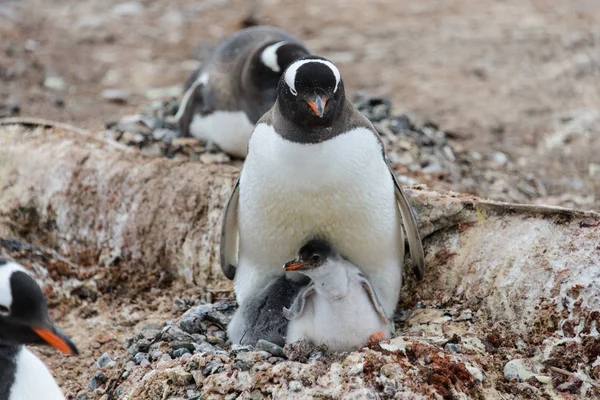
[283,261,310,271]
[307,95,327,118]
[33,327,79,355]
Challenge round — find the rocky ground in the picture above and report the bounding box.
[1,0,600,399]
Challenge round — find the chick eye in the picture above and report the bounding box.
[311,254,320,262]
[0,305,9,314]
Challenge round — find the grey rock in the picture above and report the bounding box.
[255,339,285,358]
[444,343,461,353]
[75,391,89,400]
[191,333,206,343]
[140,359,151,367]
[230,344,253,356]
[150,350,163,360]
[162,321,194,342]
[129,339,150,355]
[112,1,144,16]
[89,371,107,391]
[140,325,162,341]
[202,359,223,375]
[170,341,196,351]
[179,304,213,333]
[235,351,271,363]
[283,338,315,362]
[94,352,113,369]
[389,115,413,133]
[172,348,191,358]
[133,352,148,365]
[193,342,218,354]
[187,389,201,399]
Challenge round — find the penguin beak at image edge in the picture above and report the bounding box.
[33,323,79,355]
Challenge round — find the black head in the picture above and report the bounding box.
[246,40,311,93]
[283,239,336,272]
[0,258,78,355]
[277,56,345,129]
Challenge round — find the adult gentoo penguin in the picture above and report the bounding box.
[0,258,78,400]
[223,56,425,342]
[175,26,311,158]
[283,239,390,352]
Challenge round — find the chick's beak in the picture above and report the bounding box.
[33,325,79,355]
[283,260,310,271]
[307,95,327,118]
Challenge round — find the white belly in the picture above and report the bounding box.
[237,124,404,315]
[10,347,65,400]
[189,111,254,158]
[286,286,390,352]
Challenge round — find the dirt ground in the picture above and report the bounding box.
[1,0,600,398]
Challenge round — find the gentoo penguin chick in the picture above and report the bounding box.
[175,26,311,158]
[227,275,307,346]
[221,56,425,327]
[0,258,78,400]
[282,240,390,352]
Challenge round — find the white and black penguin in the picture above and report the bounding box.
[175,26,311,158]
[0,258,78,400]
[223,56,425,344]
[282,239,390,352]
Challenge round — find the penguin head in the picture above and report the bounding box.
[277,56,345,128]
[0,258,78,355]
[283,239,336,272]
[246,40,310,91]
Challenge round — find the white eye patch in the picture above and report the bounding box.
[260,41,288,73]
[284,59,341,96]
[0,261,28,315]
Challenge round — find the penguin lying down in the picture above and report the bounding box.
[0,258,78,400]
[228,240,391,352]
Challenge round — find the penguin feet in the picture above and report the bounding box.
[367,331,385,344]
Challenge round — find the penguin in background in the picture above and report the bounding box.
[223,56,425,344]
[0,258,78,400]
[175,26,311,158]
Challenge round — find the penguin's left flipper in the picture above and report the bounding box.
[176,79,205,137]
[283,283,315,320]
[385,158,425,281]
[357,273,389,323]
[220,175,240,280]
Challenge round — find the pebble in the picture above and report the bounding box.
[492,151,509,166]
[101,89,130,104]
[133,352,148,365]
[112,1,144,16]
[255,339,286,358]
[179,304,213,333]
[162,321,195,342]
[94,353,113,369]
[288,381,303,392]
[89,371,107,391]
[194,342,218,354]
[173,348,191,358]
[203,359,223,375]
[504,359,535,382]
[44,76,66,91]
[235,351,271,363]
[283,338,315,362]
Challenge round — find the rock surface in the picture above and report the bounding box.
[0,122,599,398]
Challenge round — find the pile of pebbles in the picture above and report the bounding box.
[101,93,548,204]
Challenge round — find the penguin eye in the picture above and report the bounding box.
[311,254,320,263]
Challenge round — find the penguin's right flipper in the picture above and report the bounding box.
[385,158,426,281]
[220,176,240,280]
[283,283,315,320]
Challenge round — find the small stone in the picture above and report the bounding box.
[150,350,163,360]
[288,381,302,392]
[191,370,205,385]
[94,353,113,369]
[167,368,193,386]
[161,354,172,362]
[191,334,207,343]
[371,104,389,122]
[179,304,213,334]
[534,375,552,384]
[255,340,286,358]
[235,351,271,363]
[202,359,223,375]
[124,361,136,371]
[162,321,194,342]
[140,359,151,367]
[101,89,130,104]
[465,363,484,383]
[206,335,225,346]
[453,309,473,321]
[170,341,196,351]
[389,115,413,133]
[187,389,201,399]
[444,343,461,353]
[492,151,509,166]
[76,391,89,400]
[133,352,148,365]
[230,344,253,356]
[283,338,315,362]
[140,325,162,341]
[89,371,107,391]
[153,128,177,141]
[347,362,364,376]
[173,348,191,358]
[379,337,408,354]
[194,342,218,354]
[504,359,535,382]
[112,1,144,16]
[380,363,404,380]
[44,76,66,91]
